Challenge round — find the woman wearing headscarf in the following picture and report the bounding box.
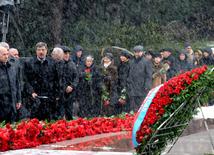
[99,53,118,116]
[77,55,102,118]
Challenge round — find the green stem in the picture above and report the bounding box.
[90,85,95,104]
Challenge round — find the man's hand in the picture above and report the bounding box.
[16,103,21,110]
[56,98,60,101]
[32,93,38,98]
[66,86,73,93]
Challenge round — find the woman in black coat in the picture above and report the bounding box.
[77,55,102,118]
[117,51,130,113]
[177,49,193,73]
[200,47,214,66]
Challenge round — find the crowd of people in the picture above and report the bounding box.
[0,41,213,123]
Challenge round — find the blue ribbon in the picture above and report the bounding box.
[132,84,162,147]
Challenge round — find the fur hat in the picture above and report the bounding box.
[162,48,172,53]
[120,50,130,59]
[203,47,212,55]
[104,53,113,61]
[154,53,162,59]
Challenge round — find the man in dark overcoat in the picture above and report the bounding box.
[24,42,60,121]
[0,46,21,123]
[127,45,152,113]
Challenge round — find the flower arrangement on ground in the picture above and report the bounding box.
[133,65,214,154]
[0,113,134,152]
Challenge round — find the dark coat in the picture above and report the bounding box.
[127,56,152,97]
[165,68,176,81]
[117,60,130,95]
[8,55,24,91]
[24,56,60,99]
[0,61,21,118]
[77,62,102,118]
[117,60,130,113]
[99,59,119,116]
[70,45,85,68]
[163,54,181,75]
[57,58,79,118]
[177,49,194,73]
[200,55,214,66]
[59,58,79,99]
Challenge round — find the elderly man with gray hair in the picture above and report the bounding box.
[52,46,79,120]
[0,42,24,121]
[24,42,60,121]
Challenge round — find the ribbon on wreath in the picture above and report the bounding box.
[132,84,163,147]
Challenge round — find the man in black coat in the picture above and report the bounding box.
[52,46,79,120]
[0,46,21,123]
[127,45,152,113]
[162,48,181,75]
[24,42,60,121]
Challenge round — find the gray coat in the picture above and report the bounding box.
[0,61,21,118]
[127,56,152,97]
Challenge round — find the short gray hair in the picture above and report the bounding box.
[52,47,64,58]
[0,42,9,48]
[9,48,18,54]
[86,55,94,61]
[36,42,47,50]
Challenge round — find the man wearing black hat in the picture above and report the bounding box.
[127,45,152,113]
[117,50,131,113]
[162,48,181,75]
[59,46,79,120]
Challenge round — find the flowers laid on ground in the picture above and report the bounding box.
[119,88,127,104]
[0,113,134,152]
[84,69,95,104]
[134,65,214,154]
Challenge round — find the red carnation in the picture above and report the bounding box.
[203,65,207,70]
[105,101,110,105]
[119,100,124,104]
[84,69,90,73]
[145,128,151,135]
[167,62,170,65]
[180,70,183,74]
[186,71,191,77]
[159,108,164,114]
[192,74,198,80]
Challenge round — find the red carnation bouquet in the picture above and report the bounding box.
[134,65,214,154]
[85,69,95,104]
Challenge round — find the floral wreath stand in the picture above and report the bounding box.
[140,86,214,155]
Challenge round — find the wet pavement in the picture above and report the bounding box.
[1,107,214,155]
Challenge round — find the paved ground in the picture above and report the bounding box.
[1,106,214,155]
